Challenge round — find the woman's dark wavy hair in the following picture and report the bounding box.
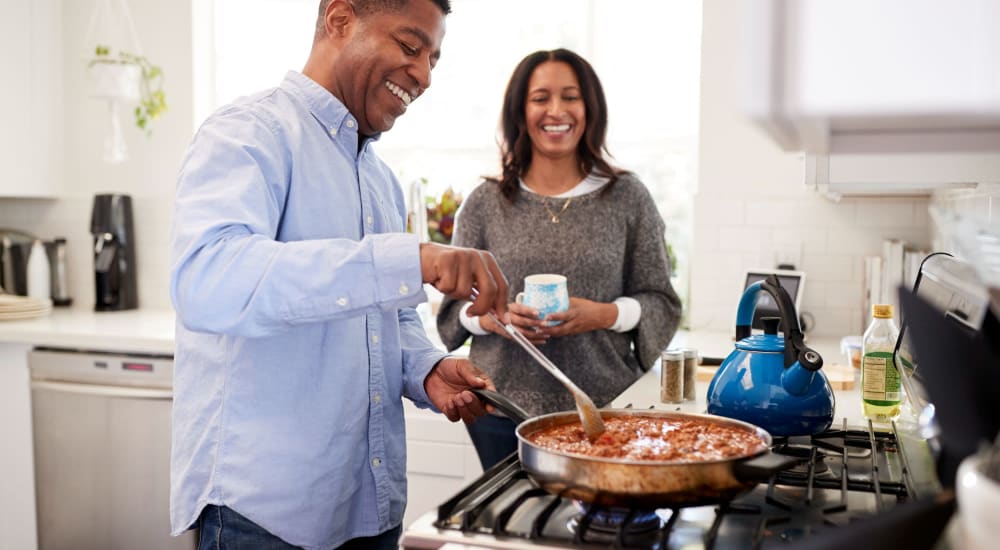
[490,48,626,203]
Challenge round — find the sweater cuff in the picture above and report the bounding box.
[609,297,641,332]
[459,302,490,335]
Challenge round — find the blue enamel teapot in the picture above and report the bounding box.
[706,274,835,436]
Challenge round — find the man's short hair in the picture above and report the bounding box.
[315,0,452,40]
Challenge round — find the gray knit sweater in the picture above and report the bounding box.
[436,174,682,417]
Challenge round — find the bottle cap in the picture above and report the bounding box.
[872,304,893,319]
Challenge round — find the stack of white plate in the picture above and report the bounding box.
[0,294,53,321]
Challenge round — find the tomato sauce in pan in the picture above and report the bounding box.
[524,416,768,461]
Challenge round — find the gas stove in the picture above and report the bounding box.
[401,418,944,549]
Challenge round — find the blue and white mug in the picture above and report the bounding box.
[516,274,569,326]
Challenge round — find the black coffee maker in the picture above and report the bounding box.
[90,194,138,311]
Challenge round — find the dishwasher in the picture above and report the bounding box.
[29,347,195,550]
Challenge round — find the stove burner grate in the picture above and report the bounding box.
[429,418,912,549]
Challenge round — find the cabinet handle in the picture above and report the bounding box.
[30,380,172,400]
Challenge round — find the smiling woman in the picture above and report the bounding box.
[202,0,702,312]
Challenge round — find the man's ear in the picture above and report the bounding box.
[322,0,356,39]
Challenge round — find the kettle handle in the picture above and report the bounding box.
[736,274,821,370]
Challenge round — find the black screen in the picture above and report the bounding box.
[744,273,801,331]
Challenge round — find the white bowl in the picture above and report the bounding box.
[956,452,1000,550]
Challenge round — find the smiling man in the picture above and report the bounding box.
[169,1,509,549]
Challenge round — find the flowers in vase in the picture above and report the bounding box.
[426,187,462,244]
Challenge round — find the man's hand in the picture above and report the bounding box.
[424,357,495,423]
[420,243,508,318]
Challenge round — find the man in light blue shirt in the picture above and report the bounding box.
[169,1,508,549]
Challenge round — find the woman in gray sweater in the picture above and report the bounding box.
[436,48,682,469]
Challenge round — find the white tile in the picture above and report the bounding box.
[823,281,864,308]
[856,200,917,227]
[800,254,855,282]
[826,226,887,256]
[696,252,748,278]
[692,224,720,252]
[694,194,745,225]
[718,226,764,252]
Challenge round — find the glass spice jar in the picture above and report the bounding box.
[682,348,698,401]
[660,349,684,404]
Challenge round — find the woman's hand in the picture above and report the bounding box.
[481,301,549,345]
[537,297,617,338]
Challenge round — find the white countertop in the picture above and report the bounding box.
[0,308,175,355]
[612,330,865,424]
[0,309,863,422]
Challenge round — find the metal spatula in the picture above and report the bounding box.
[485,312,606,442]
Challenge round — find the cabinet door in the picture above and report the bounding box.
[0,0,61,198]
[746,0,1000,154]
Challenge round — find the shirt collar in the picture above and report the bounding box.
[279,71,382,148]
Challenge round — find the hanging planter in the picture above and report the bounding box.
[88,57,141,101]
[85,0,168,163]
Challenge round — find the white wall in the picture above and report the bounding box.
[691,0,931,338]
[0,0,194,312]
[1,0,957,338]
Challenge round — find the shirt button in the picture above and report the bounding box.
[372,457,381,467]
[346,119,356,129]
[328,127,337,136]
[399,283,410,295]
[366,215,374,225]
[371,334,379,344]
[337,297,348,307]
[373,392,381,404]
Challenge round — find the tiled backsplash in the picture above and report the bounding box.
[0,197,172,311]
[689,191,930,338]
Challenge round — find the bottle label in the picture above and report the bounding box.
[862,351,901,403]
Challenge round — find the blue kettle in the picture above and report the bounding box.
[706,275,835,436]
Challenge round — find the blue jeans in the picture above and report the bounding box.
[197,505,401,550]
[466,414,519,470]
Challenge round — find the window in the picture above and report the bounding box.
[203,0,702,316]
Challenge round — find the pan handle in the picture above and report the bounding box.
[470,388,532,423]
[732,452,805,481]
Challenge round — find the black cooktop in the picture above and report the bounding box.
[423,419,948,549]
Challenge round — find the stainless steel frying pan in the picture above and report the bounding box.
[473,389,802,508]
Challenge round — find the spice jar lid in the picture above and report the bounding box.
[682,348,698,359]
[661,349,684,361]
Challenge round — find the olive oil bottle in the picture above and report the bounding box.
[861,304,901,422]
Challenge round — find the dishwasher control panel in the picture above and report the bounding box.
[29,348,174,389]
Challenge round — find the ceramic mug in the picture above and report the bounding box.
[516,274,569,326]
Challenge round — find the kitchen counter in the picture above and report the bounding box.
[0,308,175,355]
[612,330,864,423]
[0,309,870,546]
[0,307,176,550]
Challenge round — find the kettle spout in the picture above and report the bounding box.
[781,363,816,396]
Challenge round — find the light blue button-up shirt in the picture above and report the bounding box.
[169,71,447,549]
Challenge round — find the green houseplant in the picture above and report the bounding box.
[88,44,167,135]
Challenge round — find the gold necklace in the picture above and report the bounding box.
[542,197,573,223]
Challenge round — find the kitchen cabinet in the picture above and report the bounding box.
[403,401,483,528]
[0,344,38,550]
[745,0,1000,195]
[0,0,63,198]
[0,310,175,550]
